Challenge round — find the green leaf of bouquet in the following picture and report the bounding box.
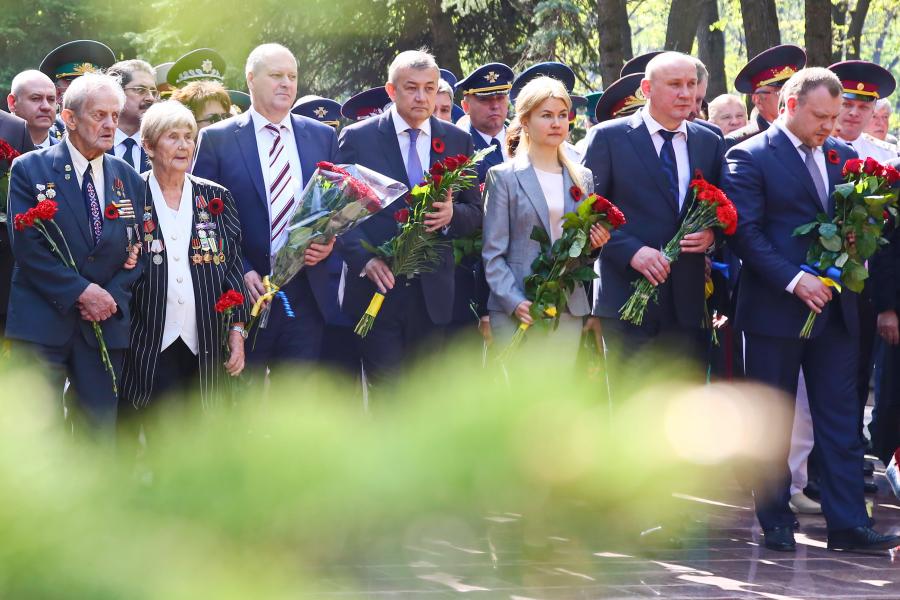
[835,252,849,268]
[856,233,877,258]
[818,222,838,238]
[819,234,842,252]
[834,182,855,198]
[530,226,551,245]
[793,221,818,236]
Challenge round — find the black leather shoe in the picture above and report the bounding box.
[864,481,879,494]
[763,526,796,552]
[828,527,900,551]
[863,460,875,477]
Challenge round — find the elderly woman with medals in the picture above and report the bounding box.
[120,101,249,419]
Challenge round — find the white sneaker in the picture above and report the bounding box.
[790,492,822,515]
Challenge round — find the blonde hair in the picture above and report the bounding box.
[512,76,583,190]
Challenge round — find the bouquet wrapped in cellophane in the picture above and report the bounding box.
[353,147,494,337]
[251,161,407,328]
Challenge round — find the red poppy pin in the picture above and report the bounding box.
[827,149,840,164]
[208,197,224,215]
[432,138,445,154]
[570,185,583,201]
[104,204,119,220]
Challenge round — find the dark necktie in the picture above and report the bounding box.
[799,144,829,211]
[490,137,502,160]
[658,129,680,208]
[121,137,137,170]
[83,164,103,245]
[406,128,423,188]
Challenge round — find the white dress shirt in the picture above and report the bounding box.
[390,105,431,183]
[474,126,510,161]
[534,167,565,242]
[150,173,199,355]
[641,108,690,207]
[65,138,105,206]
[36,135,51,150]
[777,122,830,294]
[249,107,304,247]
[114,129,143,170]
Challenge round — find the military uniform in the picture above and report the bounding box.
[167,48,225,88]
[340,87,392,121]
[292,95,342,128]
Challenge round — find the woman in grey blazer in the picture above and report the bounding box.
[482,77,610,356]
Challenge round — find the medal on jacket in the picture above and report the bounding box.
[207,231,219,253]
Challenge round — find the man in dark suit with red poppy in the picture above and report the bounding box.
[722,67,899,553]
[336,50,482,380]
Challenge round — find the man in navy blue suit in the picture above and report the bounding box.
[337,50,482,380]
[193,43,339,370]
[6,73,143,431]
[582,52,725,378]
[723,67,900,553]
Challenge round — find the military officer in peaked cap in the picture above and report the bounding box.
[340,86,392,121]
[592,73,645,123]
[829,60,898,163]
[438,69,466,123]
[620,51,663,78]
[292,95,342,128]
[726,44,807,148]
[228,90,251,114]
[456,62,514,183]
[155,62,175,99]
[167,48,226,88]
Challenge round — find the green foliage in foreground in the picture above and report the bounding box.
[0,345,787,598]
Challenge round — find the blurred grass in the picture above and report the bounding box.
[0,340,790,598]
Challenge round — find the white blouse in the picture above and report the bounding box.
[150,173,199,355]
[534,167,565,242]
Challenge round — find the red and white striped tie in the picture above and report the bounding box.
[265,123,296,245]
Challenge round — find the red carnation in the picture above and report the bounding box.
[591,194,612,212]
[215,289,245,313]
[316,161,335,171]
[843,158,865,177]
[104,204,119,220]
[0,139,20,162]
[13,212,34,231]
[432,138,445,154]
[346,177,378,204]
[570,185,584,201]
[32,199,58,221]
[826,149,840,165]
[443,156,460,170]
[479,183,485,195]
[394,208,410,223]
[606,205,627,229]
[716,200,738,235]
[208,197,224,215]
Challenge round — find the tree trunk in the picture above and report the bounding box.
[846,0,872,60]
[596,0,632,87]
[832,0,848,62]
[804,0,833,67]
[426,0,462,77]
[665,0,704,52]
[697,0,726,97]
[740,0,780,61]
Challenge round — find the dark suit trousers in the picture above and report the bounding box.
[29,334,124,432]
[744,312,868,532]
[248,271,325,369]
[360,277,444,382]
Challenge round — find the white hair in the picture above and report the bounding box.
[387,49,438,85]
[62,72,125,115]
[140,100,198,150]
[437,78,453,97]
[245,43,296,77]
[875,98,893,115]
[10,70,54,98]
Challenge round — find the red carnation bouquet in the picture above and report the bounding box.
[0,139,21,225]
[499,188,626,357]
[354,147,494,337]
[14,198,118,393]
[620,171,738,325]
[792,156,900,337]
[251,162,407,328]
[215,288,245,358]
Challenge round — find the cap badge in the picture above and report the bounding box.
[313,106,328,118]
[484,71,499,83]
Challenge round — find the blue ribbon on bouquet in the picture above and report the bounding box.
[710,261,730,280]
[801,264,843,293]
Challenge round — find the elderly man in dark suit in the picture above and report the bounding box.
[0,110,37,336]
[193,43,338,370]
[722,67,900,553]
[582,52,725,379]
[6,73,144,431]
[336,49,482,380]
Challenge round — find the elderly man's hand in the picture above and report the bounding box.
[77,283,117,322]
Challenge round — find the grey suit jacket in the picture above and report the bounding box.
[482,154,594,317]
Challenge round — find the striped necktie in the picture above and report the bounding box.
[265,123,296,247]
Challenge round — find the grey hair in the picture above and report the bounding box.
[780,67,842,105]
[140,100,198,151]
[10,70,54,98]
[107,59,156,88]
[875,98,893,114]
[645,51,696,81]
[694,58,709,84]
[708,94,746,120]
[245,43,296,77]
[437,78,453,97]
[62,72,126,115]
[387,49,438,85]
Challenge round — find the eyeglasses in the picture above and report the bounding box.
[124,85,160,99]
[197,113,231,125]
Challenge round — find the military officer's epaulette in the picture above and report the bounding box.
[863,132,899,155]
